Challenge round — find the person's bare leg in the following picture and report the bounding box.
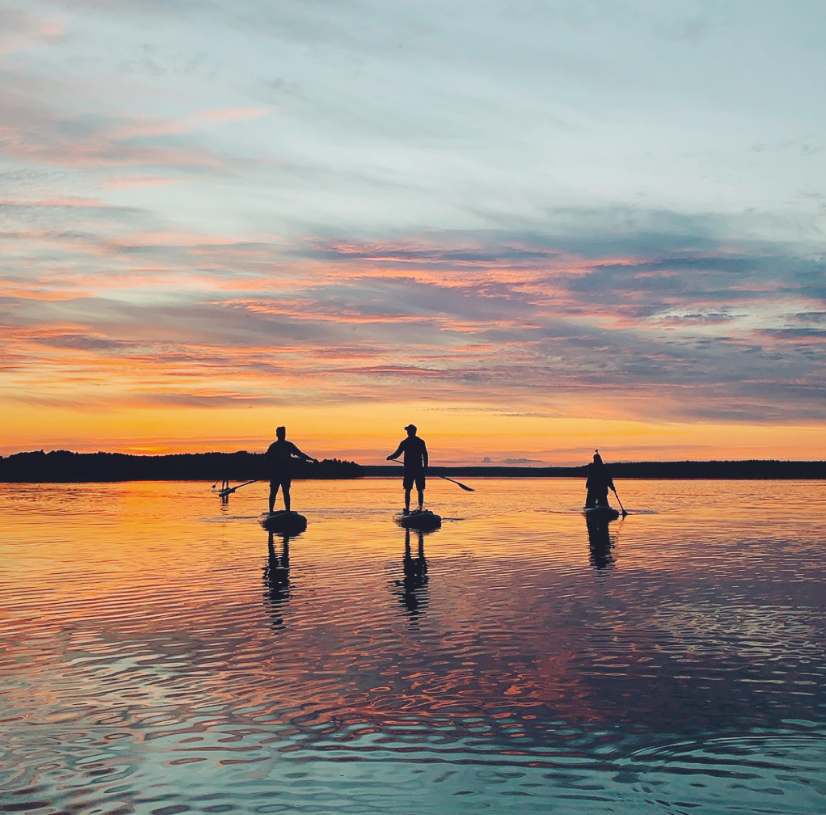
[404,487,411,513]
[417,487,424,511]
[283,483,291,513]
[269,483,278,513]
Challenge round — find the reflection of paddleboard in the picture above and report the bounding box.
[259,511,308,534]
[583,506,620,521]
[395,509,442,530]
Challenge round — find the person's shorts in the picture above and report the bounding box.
[269,476,291,490]
[403,471,426,490]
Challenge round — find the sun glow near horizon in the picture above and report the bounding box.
[5,398,825,465]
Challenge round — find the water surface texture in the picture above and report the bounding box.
[2,479,825,814]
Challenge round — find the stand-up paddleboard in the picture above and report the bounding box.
[395,509,442,530]
[259,511,308,534]
[583,506,620,521]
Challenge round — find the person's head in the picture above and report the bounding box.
[404,423,417,437]
[276,426,286,440]
[593,449,603,465]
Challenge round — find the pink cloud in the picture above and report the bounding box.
[105,106,270,141]
[0,196,105,208]
[0,10,63,56]
[103,176,181,190]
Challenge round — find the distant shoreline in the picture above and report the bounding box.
[364,462,826,479]
[1,450,826,481]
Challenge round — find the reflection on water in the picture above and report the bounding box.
[1,478,826,814]
[394,527,430,620]
[586,514,618,570]
[264,530,291,630]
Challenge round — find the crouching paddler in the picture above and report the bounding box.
[585,449,615,509]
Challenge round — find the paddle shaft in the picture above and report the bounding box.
[218,479,257,496]
[611,485,627,515]
[389,460,474,492]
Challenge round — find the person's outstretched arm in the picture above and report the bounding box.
[387,442,404,461]
[291,442,318,463]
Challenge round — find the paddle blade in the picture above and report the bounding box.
[440,475,475,492]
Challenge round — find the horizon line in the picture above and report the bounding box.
[4,448,826,467]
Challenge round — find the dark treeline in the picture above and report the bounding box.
[365,460,826,479]
[2,451,826,482]
[0,450,362,482]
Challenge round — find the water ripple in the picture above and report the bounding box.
[1,479,825,813]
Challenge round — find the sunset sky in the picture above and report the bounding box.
[1,1,825,464]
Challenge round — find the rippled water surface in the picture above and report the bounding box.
[2,478,825,814]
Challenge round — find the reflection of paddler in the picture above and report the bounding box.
[404,528,428,585]
[263,531,291,628]
[265,530,290,587]
[397,528,429,618]
[585,514,613,570]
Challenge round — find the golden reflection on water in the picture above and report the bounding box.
[1,479,826,814]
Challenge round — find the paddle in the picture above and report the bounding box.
[611,485,628,516]
[389,460,475,492]
[217,479,257,497]
[440,474,475,492]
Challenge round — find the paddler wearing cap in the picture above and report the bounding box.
[386,424,429,514]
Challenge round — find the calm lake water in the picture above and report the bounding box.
[1,478,825,814]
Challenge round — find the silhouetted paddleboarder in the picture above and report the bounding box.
[387,424,428,513]
[266,426,317,513]
[585,450,616,509]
